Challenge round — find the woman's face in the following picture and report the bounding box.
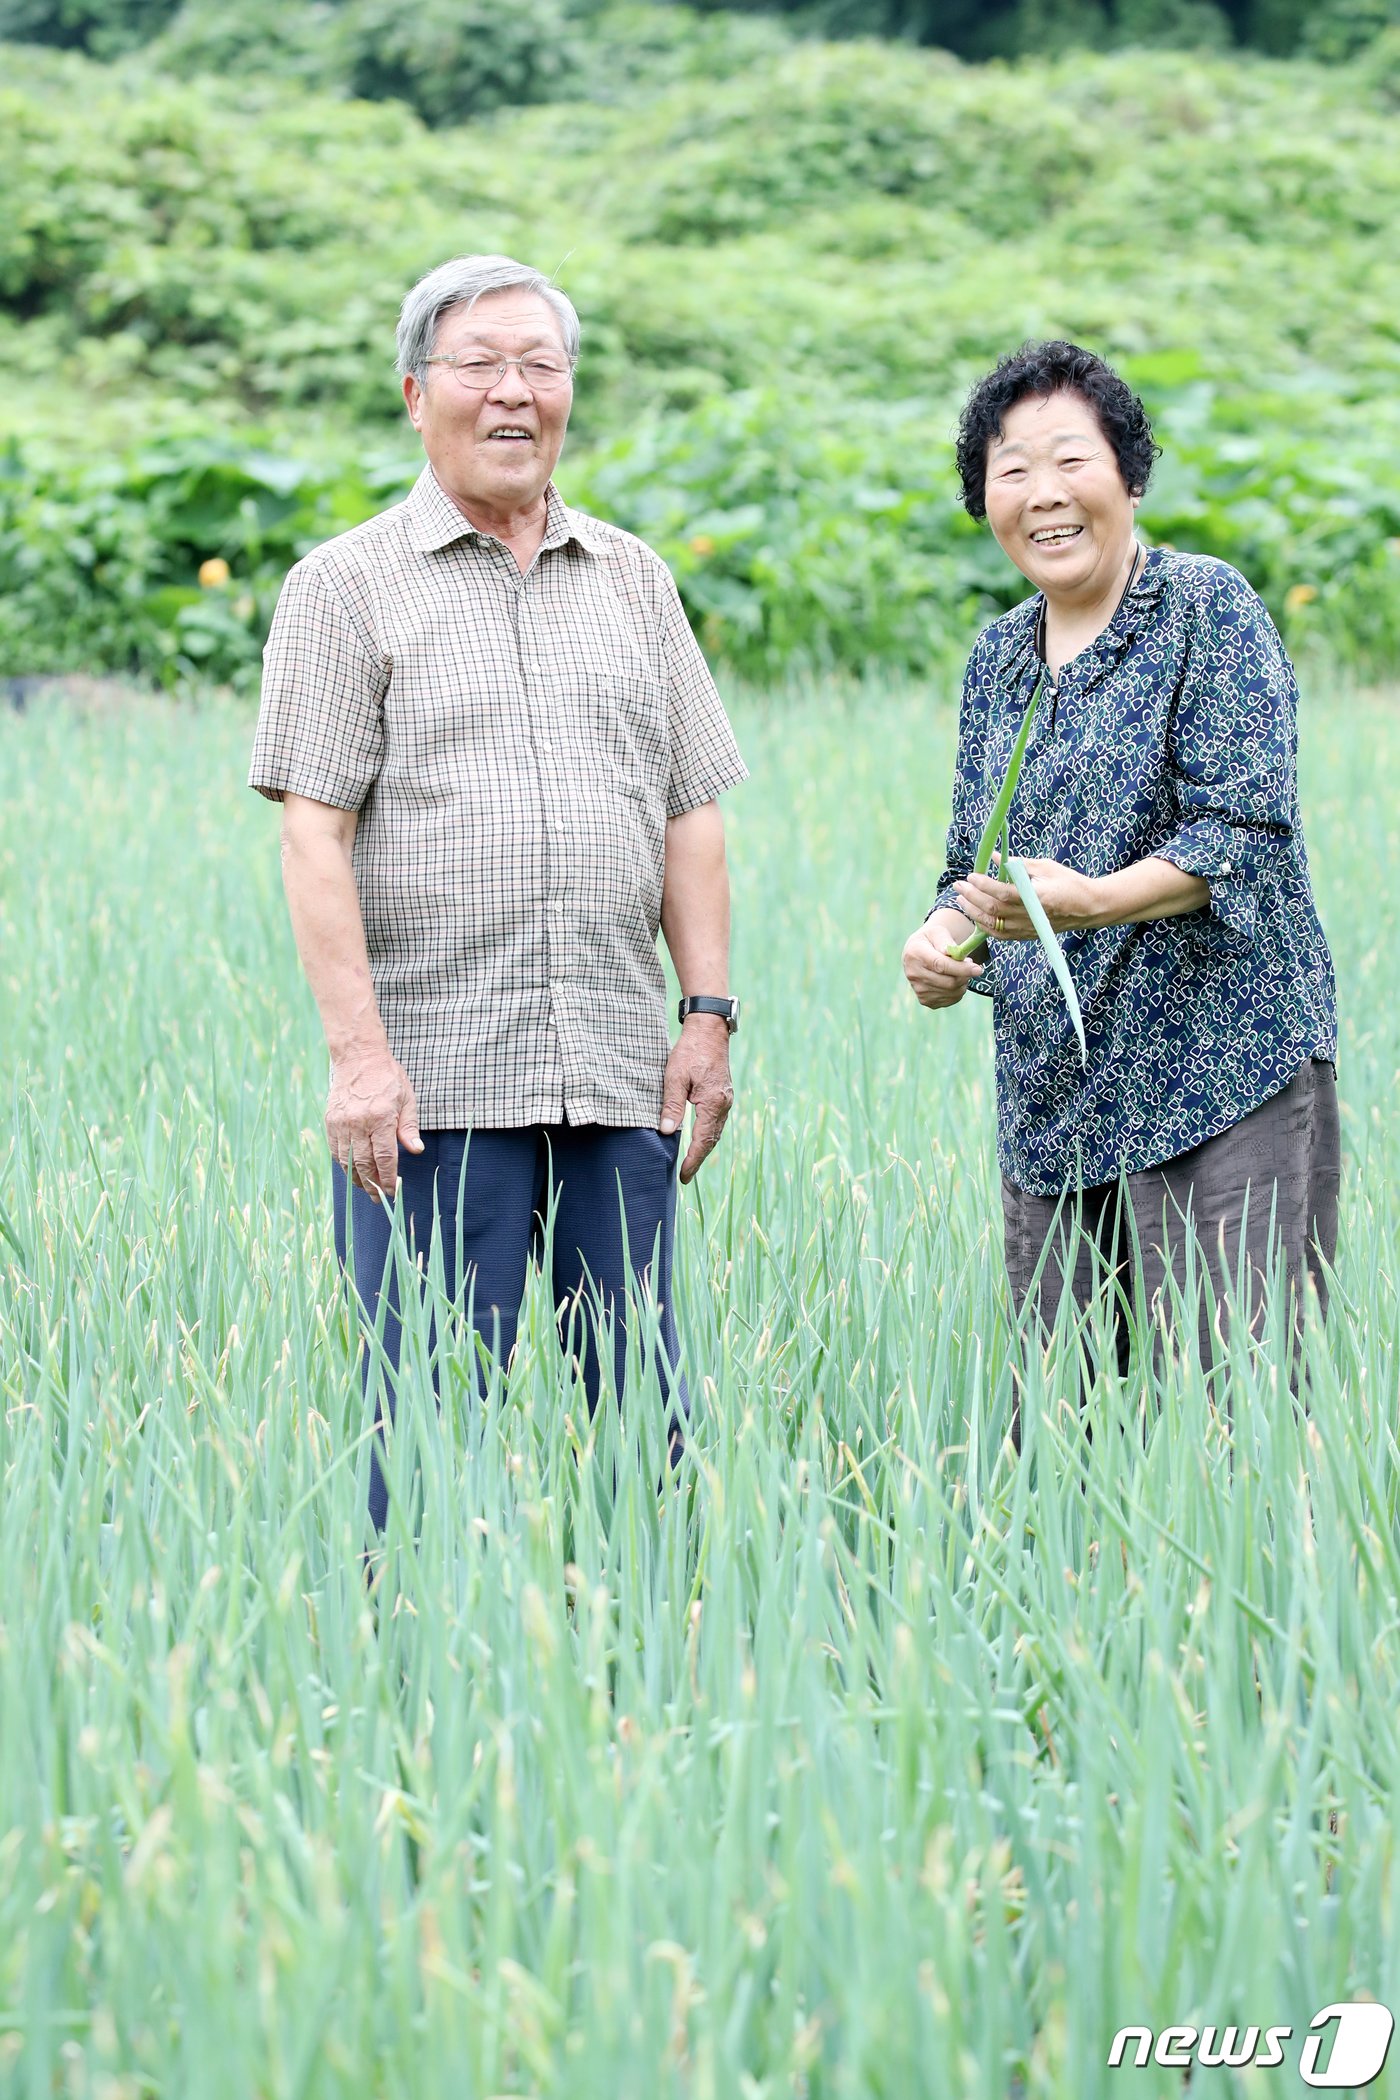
[983,389,1137,606]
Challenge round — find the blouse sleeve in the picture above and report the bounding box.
[1157,563,1298,961]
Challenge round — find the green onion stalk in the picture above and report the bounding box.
[945,684,1088,1069]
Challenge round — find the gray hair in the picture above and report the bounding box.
[396,255,580,383]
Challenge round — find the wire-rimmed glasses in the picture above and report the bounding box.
[425,352,576,392]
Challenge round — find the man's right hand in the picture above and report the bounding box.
[325,1048,424,1202]
[902,911,985,1010]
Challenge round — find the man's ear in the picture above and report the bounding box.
[403,373,424,429]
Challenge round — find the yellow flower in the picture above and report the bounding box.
[1284,583,1318,611]
[198,557,230,587]
[689,534,716,557]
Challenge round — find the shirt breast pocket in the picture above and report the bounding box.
[567,660,670,788]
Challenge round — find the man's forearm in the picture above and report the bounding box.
[280,819,388,1063]
[661,800,731,994]
[659,799,735,1174]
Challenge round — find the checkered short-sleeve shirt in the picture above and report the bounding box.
[249,466,747,1131]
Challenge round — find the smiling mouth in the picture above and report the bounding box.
[1029,525,1084,546]
[487,427,534,442]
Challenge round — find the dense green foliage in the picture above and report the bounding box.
[0,443,418,687]
[0,0,798,116]
[2,33,1397,683]
[4,682,1399,2094]
[707,0,1400,64]
[4,0,1396,92]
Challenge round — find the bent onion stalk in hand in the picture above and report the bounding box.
[945,679,1088,1069]
[1003,855,1088,1069]
[947,685,1042,963]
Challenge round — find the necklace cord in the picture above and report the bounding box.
[1034,540,1144,733]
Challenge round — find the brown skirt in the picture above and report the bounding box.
[1001,1059,1341,1376]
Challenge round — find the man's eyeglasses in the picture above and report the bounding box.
[425,352,576,392]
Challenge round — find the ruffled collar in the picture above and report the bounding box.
[995,543,1169,691]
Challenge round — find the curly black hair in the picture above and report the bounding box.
[955,341,1160,521]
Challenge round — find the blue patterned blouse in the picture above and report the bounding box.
[934,548,1337,1197]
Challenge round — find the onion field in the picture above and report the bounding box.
[2,680,1399,2097]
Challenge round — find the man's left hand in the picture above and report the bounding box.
[660,1017,734,1184]
[955,858,1100,940]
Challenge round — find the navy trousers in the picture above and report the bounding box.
[333,1124,686,1531]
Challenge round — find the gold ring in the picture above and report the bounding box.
[995,913,1006,936]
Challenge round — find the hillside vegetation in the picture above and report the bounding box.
[2,26,1398,680]
[6,0,1398,98]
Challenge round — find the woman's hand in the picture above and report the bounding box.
[955,858,1100,941]
[903,910,986,1009]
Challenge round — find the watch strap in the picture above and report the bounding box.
[678,994,740,1032]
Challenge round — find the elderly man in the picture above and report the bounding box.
[250,255,745,1530]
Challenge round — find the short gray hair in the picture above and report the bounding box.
[396,255,580,383]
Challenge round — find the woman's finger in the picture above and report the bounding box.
[956,876,1017,916]
[957,885,1025,937]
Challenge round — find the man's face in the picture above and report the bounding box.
[403,289,573,519]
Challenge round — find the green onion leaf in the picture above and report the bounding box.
[947,683,1042,962]
[1004,854,1088,1069]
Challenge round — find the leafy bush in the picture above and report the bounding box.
[144,0,350,91]
[5,366,1395,688]
[1357,18,1400,92]
[0,36,1397,682]
[4,39,1398,446]
[340,0,583,122]
[1299,0,1400,60]
[569,390,1005,675]
[6,0,1397,63]
[0,0,177,54]
[0,440,416,686]
[571,380,1400,676]
[144,0,802,120]
[694,0,1398,60]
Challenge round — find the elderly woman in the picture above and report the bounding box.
[902,341,1339,1377]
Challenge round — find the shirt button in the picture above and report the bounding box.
[539,739,552,753]
[555,820,566,834]
[1221,860,1233,876]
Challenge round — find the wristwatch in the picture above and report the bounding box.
[678,994,741,1034]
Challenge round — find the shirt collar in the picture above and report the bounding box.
[403,464,599,557]
[995,595,1041,692]
[996,542,1167,690]
[1123,541,1168,614]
